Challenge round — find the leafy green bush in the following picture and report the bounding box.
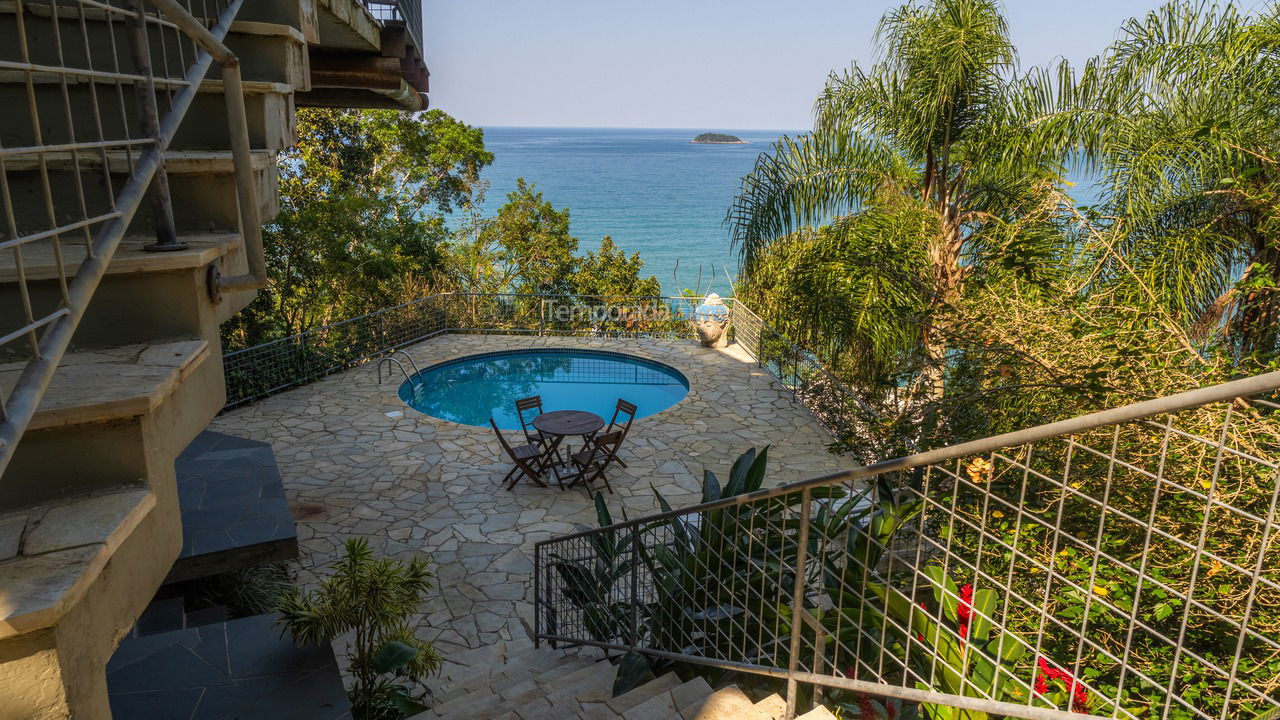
[276,539,442,720]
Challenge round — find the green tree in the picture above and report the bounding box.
[448,179,659,297]
[729,0,1070,397]
[477,178,578,294]
[1066,2,1280,353]
[224,108,492,347]
[576,236,662,297]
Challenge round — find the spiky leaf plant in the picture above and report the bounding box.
[276,538,442,720]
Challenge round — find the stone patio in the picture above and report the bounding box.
[210,335,852,678]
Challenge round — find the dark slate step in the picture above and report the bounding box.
[108,613,351,720]
[183,604,230,628]
[167,431,299,584]
[133,595,187,637]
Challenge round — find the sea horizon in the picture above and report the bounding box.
[470,126,786,296]
[469,126,1102,297]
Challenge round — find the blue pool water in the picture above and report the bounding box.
[398,349,690,429]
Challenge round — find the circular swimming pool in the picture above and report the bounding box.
[398,349,690,428]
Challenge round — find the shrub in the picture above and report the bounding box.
[276,538,442,720]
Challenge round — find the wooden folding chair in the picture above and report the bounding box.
[490,418,547,490]
[515,395,564,465]
[604,399,637,467]
[565,430,624,494]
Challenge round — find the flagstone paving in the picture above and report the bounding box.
[210,335,851,678]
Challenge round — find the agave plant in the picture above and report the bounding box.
[547,493,638,645]
[639,447,799,667]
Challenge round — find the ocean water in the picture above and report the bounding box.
[473,127,1102,296]
[475,127,787,296]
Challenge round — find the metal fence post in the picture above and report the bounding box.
[785,487,813,720]
[533,543,541,649]
[630,529,641,648]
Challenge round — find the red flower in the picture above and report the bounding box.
[916,601,927,642]
[957,584,974,643]
[1034,656,1090,713]
[858,693,876,720]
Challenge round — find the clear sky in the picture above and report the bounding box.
[419,1,1249,131]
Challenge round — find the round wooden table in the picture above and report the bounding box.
[533,410,605,438]
[533,411,605,485]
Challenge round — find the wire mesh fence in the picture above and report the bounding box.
[222,293,705,408]
[534,373,1280,720]
[223,293,449,407]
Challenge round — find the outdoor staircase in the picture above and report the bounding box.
[0,0,427,716]
[415,644,838,720]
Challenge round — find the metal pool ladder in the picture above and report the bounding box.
[377,350,421,386]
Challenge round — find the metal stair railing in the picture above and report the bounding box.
[359,0,423,54]
[534,371,1280,720]
[0,0,266,478]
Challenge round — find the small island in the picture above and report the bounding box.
[691,132,748,144]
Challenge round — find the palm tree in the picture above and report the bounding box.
[728,0,1068,399]
[1068,2,1280,353]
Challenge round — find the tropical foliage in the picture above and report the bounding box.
[276,538,442,720]
[224,110,661,351]
[721,1,1280,717]
[731,0,1280,454]
[1068,3,1280,353]
[449,178,660,297]
[547,448,926,715]
[729,0,1069,398]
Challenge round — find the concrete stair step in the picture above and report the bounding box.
[0,233,250,349]
[0,338,208,433]
[2,147,275,175]
[753,693,787,719]
[2,149,277,234]
[487,659,603,717]
[547,659,617,705]
[606,672,683,716]
[0,6,307,87]
[236,0,320,43]
[670,677,715,720]
[0,77,297,151]
[1,338,221,509]
[0,232,240,283]
[619,684,679,720]
[0,487,155,638]
[412,642,840,720]
[433,647,582,700]
[688,685,770,720]
[426,657,598,718]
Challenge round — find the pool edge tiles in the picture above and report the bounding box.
[397,348,691,429]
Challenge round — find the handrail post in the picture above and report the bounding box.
[785,487,813,720]
[126,0,183,251]
[533,543,541,649]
